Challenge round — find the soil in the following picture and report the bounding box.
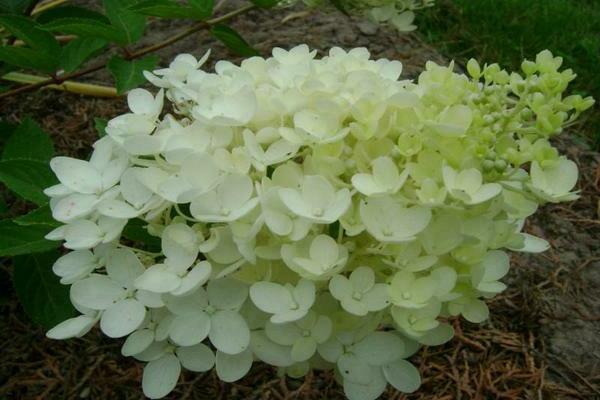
[1,2,599,399]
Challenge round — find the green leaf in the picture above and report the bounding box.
[0,46,58,72]
[60,37,107,73]
[211,24,259,57]
[13,250,76,329]
[0,119,17,149]
[104,0,146,44]
[188,0,213,19]
[250,0,280,8]
[129,0,206,19]
[2,117,54,162]
[0,159,56,205]
[42,17,127,44]
[0,219,59,256]
[14,205,59,227]
[0,14,61,54]
[36,6,111,24]
[0,0,32,14]
[107,54,159,94]
[329,0,350,16]
[123,218,161,252]
[94,117,108,138]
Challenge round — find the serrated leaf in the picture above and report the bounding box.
[0,219,59,256]
[35,6,111,24]
[0,46,58,73]
[0,159,56,205]
[42,17,127,45]
[188,0,213,19]
[211,24,259,57]
[107,54,159,94]
[250,0,280,8]
[0,0,32,14]
[14,205,59,227]
[129,0,205,19]
[2,117,54,162]
[104,0,146,44]
[60,37,107,73]
[14,250,76,328]
[0,14,61,54]
[94,117,108,138]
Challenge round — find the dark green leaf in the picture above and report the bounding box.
[14,250,76,329]
[42,17,127,44]
[129,0,205,19]
[250,0,280,8]
[0,14,61,53]
[36,6,111,24]
[104,0,146,44]
[107,54,159,94]
[0,219,59,256]
[211,24,259,57]
[0,159,56,205]
[2,117,54,162]
[188,0,213,19]
[0,119,17,149]
[14,205,59,227]
[94,117,108,138]
[0,46,58,72]
[122,218,161,252]
[0,0,32,14]
[60,37,107,73]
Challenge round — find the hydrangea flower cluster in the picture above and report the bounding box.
[44,45,593,399]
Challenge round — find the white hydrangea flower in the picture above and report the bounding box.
[279,176,351,224]
[281,235,348,280]
[442,166,502,205]
[265,311,332,362]
[44,46,586,399]
[250,279,315,323]
[329,267,390,315]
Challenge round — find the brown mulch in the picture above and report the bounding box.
[1,3,600,400]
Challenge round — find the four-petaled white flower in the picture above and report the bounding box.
[329,266,390,316]
[250,279,315,323]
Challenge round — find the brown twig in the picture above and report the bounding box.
[0,4,256,99]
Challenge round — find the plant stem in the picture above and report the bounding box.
[0,3,256,99]
[2,72,118,97]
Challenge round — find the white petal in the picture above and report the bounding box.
[250,282,293,314]
[209,310,250,355]
[46,315,96,339]
[52,250,96,284]
[170,261,212,296]
[250,331,294,367]
[134,264,182,293]
[354,332,404,366]
[169,312,211,346]
[207,277,248,310]
[64,220,103,250]
[122,329,155,356]
[291,337,317,362]
[52,194,98,222]
[176,343,215,372]
[215,348,253,382]
[97,199,140,218]
[142,354,181,399]
[50,157,102,194]
[70,275,124,310]
[100,299,146,338]
[106,248,144,288]
[343,366,387,400]
[382,359,421,393]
